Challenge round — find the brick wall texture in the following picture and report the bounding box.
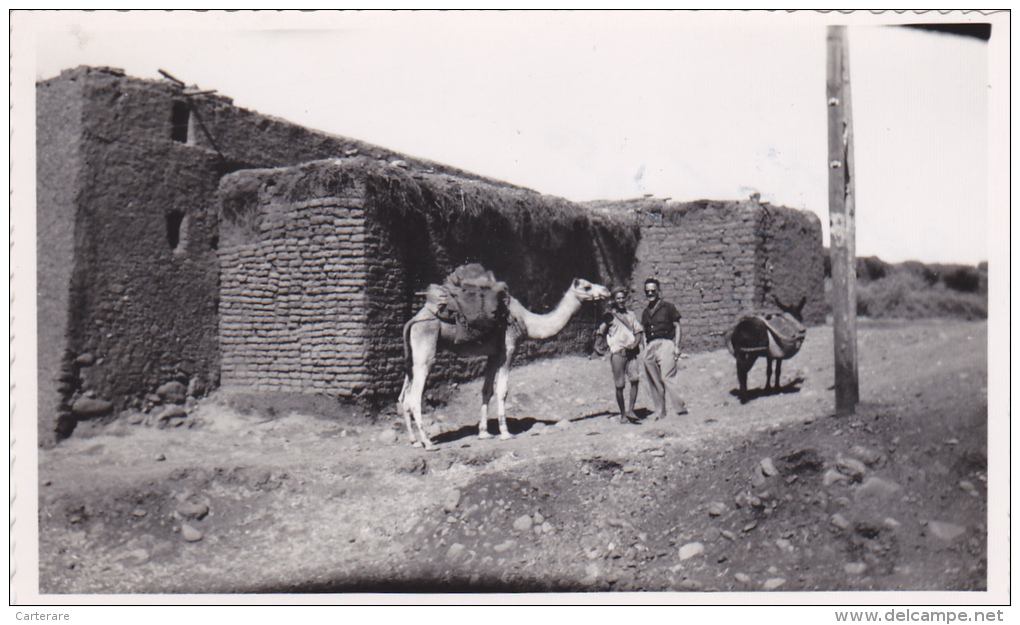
[616,198,825,353]
[218,159,639,397]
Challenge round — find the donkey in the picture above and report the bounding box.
[729,296,807,404]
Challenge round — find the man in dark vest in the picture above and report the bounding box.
[640,277,689,419]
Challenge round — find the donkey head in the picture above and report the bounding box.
[774,296,807,323]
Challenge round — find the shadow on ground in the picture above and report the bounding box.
[729,377,805,403]
[432,416,561,444]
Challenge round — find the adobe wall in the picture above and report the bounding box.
[38,68,226,442]
[628,200,763,353]
[218,159,638,397]
[756,201,827,326]
[36,73,85,442]
[36,66,518,441]
[589,196,825,353]
[37,66,825,439]
[218,167,374,396]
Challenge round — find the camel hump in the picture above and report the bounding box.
[436,264,510,343]
[446,263,497,288]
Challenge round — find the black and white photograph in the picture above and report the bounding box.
[10,9,1010,615]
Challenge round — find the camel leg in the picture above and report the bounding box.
[405,318,439,451]
[398,376,416,445]
[477,357,499,439]
[406,362,437,450]
[494,360,512,440]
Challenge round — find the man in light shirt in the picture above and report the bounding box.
[597,286,644,424]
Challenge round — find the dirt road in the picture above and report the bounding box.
[37,319,989,595]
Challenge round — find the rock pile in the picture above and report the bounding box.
[130,376,207,429]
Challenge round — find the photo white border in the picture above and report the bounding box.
[9,9,1012,614]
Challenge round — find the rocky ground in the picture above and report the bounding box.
[36,318,991,596]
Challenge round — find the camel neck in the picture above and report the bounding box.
[509,290,582,340]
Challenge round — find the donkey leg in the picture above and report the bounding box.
[774,359,783,390]
[736,354,753,404]
[765,358,774,393]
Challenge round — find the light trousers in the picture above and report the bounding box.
[643,339,687,416]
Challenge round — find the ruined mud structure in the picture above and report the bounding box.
[36,66,824,444]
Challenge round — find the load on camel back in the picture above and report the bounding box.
[422,263,511,344]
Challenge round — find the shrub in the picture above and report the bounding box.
[896,261,939,286]
[940,266,983,293]
[856,271,987,320]
[855,256,889,282]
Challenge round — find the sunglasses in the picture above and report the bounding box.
[645,289,658,295]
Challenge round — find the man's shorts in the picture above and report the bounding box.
[611,348,642,388]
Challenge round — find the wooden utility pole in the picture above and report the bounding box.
[826,26,859,415]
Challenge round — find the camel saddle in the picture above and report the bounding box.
[424,264,510,344]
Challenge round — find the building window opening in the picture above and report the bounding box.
[171,101,190,143]
[166,210,187,253]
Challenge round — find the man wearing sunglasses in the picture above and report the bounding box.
[640,277,689,420]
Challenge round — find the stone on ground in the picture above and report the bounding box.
[928,521,966,541]
[72,398,113,418]
[678,542,705,560]
[443,489,461,513]
[513,514,533,532]
[762,578,786,590]
[854,476,903,500]
[157,381,187,405]
[180,524,203,542]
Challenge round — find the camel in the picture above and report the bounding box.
[398,277,611,450]
[729,296,807,404]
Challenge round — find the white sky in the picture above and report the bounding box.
[19,10,1005,265]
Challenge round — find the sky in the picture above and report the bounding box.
[18,10,1005,265]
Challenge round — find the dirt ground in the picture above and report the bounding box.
[37,318,990,596]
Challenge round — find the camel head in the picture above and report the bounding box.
[569,278,611,302]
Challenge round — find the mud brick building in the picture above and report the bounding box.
[588,196,826,353]
[36,66,515,442]
[36,66,824,443]
[217,159,637,398]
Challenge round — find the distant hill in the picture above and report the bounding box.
[822,253,987,320]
